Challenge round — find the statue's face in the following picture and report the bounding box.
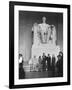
[42,17,46,23]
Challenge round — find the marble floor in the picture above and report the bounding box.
[24,71,56,79]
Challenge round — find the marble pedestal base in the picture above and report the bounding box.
[31,44,60,62]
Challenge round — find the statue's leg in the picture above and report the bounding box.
[45,33,47,43]
[47,33,50,43]
[41,32,45,43]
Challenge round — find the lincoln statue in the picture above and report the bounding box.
[32,16,56,45]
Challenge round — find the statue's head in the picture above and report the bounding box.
[42,16,46,23]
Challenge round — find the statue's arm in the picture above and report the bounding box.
[52,25,57,40]
[37,25,40,37]
[38,24,41,31]
[47,25,51,35]
[37,25,41,42]
[54,26,57,40]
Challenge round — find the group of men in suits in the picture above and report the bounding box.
[38,53,54,72]
[38,51,63,77]
[19,51,63,78]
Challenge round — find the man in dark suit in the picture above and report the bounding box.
[19,54,25,79]
[38,56,42,72]
[56,52,63,77]
[46,54,51,71]
[42,53,47,71]
[51,54,56,77]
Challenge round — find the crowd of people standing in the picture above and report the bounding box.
[19,51,63,79]
[29,51,63,77]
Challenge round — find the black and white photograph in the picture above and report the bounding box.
[9,1,70,88]
[19,11,63,79]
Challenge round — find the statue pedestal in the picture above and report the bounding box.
[31,43,60,62]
